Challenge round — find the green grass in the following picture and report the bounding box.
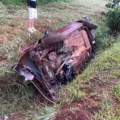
[1,0,70,5]
[0,80,35,115]
[84,37,120,120]
[30,106,58,120]
[114,83,120,102]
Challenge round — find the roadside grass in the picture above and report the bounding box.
[114,83,120,102]
[1,0,120,119]
[1,0,71,5]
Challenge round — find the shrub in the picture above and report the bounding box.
[106,8,120,31]
[0,0,24,5]
[106,0,120,32]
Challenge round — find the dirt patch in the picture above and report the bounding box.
[0,25,13,43]
[0,22,25,43]
[0,113,26,120]
[99,82,120,113]
[53,97,100,120]
[9,113,26,120]
[0,57,6,63]
[53,109,91,120]
[0,33,11,43]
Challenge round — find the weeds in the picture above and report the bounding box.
[106,0,120,32]
[59,78,86,103]
[28,105,58,120]
[114,83,120,102]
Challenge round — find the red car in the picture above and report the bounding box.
[14,19,97,103]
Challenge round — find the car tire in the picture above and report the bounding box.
[41,34,67,46]
[84,21,98,30]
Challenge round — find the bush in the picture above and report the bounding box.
[106,0,120,32]
[0,0,24,5]
[106,8,120,31]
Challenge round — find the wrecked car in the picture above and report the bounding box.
[14,19,98,103]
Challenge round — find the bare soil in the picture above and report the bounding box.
[53,96,100,120]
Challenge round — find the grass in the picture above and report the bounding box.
[114,83,120,102]
[82,38,120,120]
[1,0,70,5]
[0,0,120,119]
[30,106,58,120]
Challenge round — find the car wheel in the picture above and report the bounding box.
[41,34,66,46]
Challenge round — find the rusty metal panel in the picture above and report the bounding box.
[56,22,83,36]
[64,30,85,47]
[81,30,91,50]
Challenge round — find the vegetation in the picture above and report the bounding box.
[1,0,70,5]
[106,0,120,32]
[0,0,120,119]
[115,83,120,102]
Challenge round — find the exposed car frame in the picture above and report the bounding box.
[14,19,98,103]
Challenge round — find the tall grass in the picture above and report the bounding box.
[38,0,70,4]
